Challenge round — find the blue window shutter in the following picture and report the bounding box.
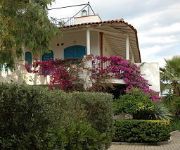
[75,45,86,58]
[42,50,54,61]
[64,47,74,59]
[25,52,32,64]
[64,45,86,59]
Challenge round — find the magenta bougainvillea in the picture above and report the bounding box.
[26,59,78,91]
[90,56,159,101]
[26,55,159,101]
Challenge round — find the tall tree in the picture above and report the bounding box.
[160,56,180,96]
[0,0,57,70]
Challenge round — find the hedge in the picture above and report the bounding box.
[0,84,50,149]
[0,83,113,150]
[113,120,171,143]
[71,92,113,148]
[46,91,113,149]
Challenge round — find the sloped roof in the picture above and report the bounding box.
[61,19,135,30]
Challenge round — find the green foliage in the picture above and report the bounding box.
[49,121,106,150]
[45,91,113,149]
[0,83,113,149]
[71,92,114,148]
[163,95,180,116]
[0,0,57,69]
[171,117,180,131]
[113,120,171,143]
[0,83,50,149]
[114,88,156,119]
[153,103,172,120]
[172,96,180,116]
[160,56,180,96]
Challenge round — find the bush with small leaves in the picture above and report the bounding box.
[0,84,50,149]
[114,88,156,119]
[113,120,171,143]
[0,84,113,150]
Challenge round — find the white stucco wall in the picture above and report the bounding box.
[137,62,160,93]
[74,15,101,25]
[0,62,50,85]
[49,30,100,59]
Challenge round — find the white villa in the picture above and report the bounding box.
[0,3,160,94]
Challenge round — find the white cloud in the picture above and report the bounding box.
[140,44,173,61]
[143,23,180,36]
[129,2,180,29]
[139,34,179,46]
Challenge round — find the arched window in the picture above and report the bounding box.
[64,45,86,59]
[25,52,32,65]
[42,50,54,61]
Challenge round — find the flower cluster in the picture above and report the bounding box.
[90,56,159,101]
[25,56,160,101]
[26,59,79,91]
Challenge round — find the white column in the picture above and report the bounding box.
[86,29,91,55]
[126,35,130,60]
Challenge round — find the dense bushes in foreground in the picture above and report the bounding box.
[112,88,171,143]
[0,84,49,149]
[0,84,113,150]
[113,120,170,143]
[71,92,113,147]
[113,88,171,120]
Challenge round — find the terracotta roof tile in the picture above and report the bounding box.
[60,19,137,33]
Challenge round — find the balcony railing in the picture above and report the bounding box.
[51,17,75,27]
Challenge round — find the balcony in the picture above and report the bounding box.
[23,55,160,93]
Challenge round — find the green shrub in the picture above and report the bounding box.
[70,92,113,149]
[49,120,107,150]
[163,95,180,116]
[47,91,113,149]
[114,88,156,119]
[113,120,170,143]
[172,96,180,116]
[0,84,50,149]
[0,84,113,150]
[46,91,113,149]
[171,117,180,131]
[153,103,172,120]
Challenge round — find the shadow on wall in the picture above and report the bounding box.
[0,62,49,85]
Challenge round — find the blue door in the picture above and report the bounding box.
[64,45,86,59]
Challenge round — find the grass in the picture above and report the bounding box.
[171,117,180,131]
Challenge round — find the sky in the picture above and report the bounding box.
[48,0,180,66]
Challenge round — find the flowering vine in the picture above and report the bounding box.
[90,56,159,101]
[26,59,81,91]
[26,55,160,101]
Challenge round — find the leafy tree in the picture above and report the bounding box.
[160,56,180,96]
[0,0,57,70]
